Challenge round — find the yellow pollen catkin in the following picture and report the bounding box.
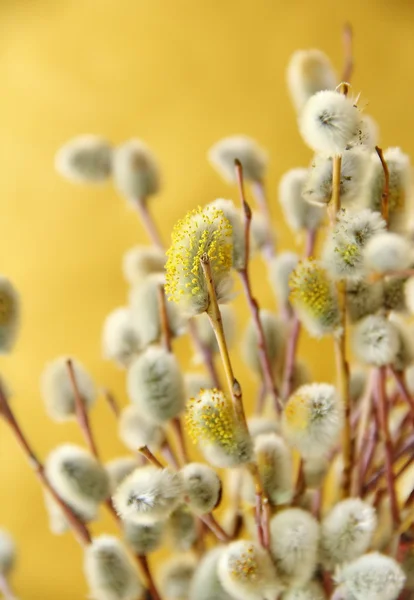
[185,389,237,449]
[289,259,334,318]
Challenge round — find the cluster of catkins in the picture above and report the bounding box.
[1,39,414,600]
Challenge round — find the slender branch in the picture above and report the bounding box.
[199,513,231,543]
[331,156,342,216]
[0,385,91,546]
[247,463,270,549]
[170,417,188,466]
[375,367,400,527]
[102,388,120,418]
[200,254,247,427]
[139,446,165,469]
[133,199,164,250]
[66,359,100,460]
[375,146,390,227]
[160,439,180,469]
[341,22,354,83]
[136,554,162,600]
[363,433,414,495]
[157,284,172,353]
[388,366,414,426]
[187,319,221,388]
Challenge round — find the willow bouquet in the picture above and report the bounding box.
[1,26,414,600]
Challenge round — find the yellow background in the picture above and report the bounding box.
[0,0,413,597]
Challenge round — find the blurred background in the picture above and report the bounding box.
[0,0,413,597]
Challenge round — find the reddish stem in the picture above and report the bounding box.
[139,446,165,469]
[170,417,188,466]
[134,199,164,250]
[199,513,231,543]
[102,388,120,418]
[187,319,221,389]
[389,366,414,426]
[136,554,162,600]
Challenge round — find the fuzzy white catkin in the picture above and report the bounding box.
[0,530,16,575]
[112,466,183,525]
[123,519,164,555]
[45,444,110,514]
[383,276,407,313]
[189,547,233,600]
[250,211,277,254]
[193,306,236,357]
[209,198,246,269]
[0,276,20,354]
[55,135,112,183]
[242,309,286,376]
[243,433,293,506]
[40,356,96,422]
[129,273,185,347]
[389,314,414,371]
[218,540,279,600]
[122,245,166,286]
[278,168,324,231]
[286,49,337,113]
[299,91,361,156]
[160,556,196,600]
[84,535,143,600]
[118,405,165,452]
[268,252,299,309]
[102,307,141,367]
[352,315,400,367]
[320,498,377,569]
[303,148,369,207]
[112,139,160,202]
[106,458,139,494]
[247,416,280,438]
[349,368,367,403]
[167,506,197,551]
[338,552,405,600]
[364,232,412,274]
[208,136,267,183]
[282,383,343,458]
[270,508,319,587]
[180,463,222,514]
[281,581,326,600]
[346,279,384,323]
[127,346,185,423]
[302,455,329,488]
[184,372,213,398]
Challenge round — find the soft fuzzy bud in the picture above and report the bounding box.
[303,148,369,207]
[352,315,400,366]
[122,245,166,286]
[337,552,405,600]
[180,462,222,514]
[84,535,143,600]
[250,211,277,254]
[123,520,164,555]
[268,252,299,310]
[243,433,293,506]
[323,209,386,280]
[278,168,324,231]
[43,490,98,535]
[282,383,343,458]
[242,310,286,376]
[102,307,141,367]
[270,508,319,587]
[349,368,367,403]
[364,232,412,274]
[209,198,246,270]
[55,135,112,183]
[303,455,329,488]
[45,444,110,515]
[193,307,236,357]
[189,547,233,600]
[167,505,198,551]
[383,276,407,312]
[289,259,340,337]
[247,416,279,438]
[112,139,160,201]
[165,206,233,316]
[358,114,380,150]
[299,91,361,156]
[218,540,279,600]
[186,388,253,468]
[0,530,16,576]
[118,405,165,452]
[184,373,213,398]
[281,581,326,600]
[129,274,185,347]
[40,356,96,422]
[208,136,267,183]
[113,466,183,525]
[160,556,196,600]
[106,457,139,494]
[127,346,185,423]
[346,279,384,322]
[286,49,337,113]
[320,498,377,569]
[363,147,411,231]
[0,276,20,353]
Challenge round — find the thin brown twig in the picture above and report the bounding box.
[170,417,188,466]
[0,384,91,546]
[66,359,100,460]
[157,284,172,353]
[136,554,162,600]
[133,199,164,250]
[375,146,390,227]
[187,319,221,388]
[199,513,231,543]
[139,446,165,468]
[388,366,414,426]
[102,388,120,418]
[341,22,354,83]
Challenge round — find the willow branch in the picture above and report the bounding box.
[157,284,172,353]
[102,388,120,418]
[375,146,390,227]
[133,198,164,250]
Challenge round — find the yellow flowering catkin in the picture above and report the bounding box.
[289,258,340,338]
[165,206,233,315]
